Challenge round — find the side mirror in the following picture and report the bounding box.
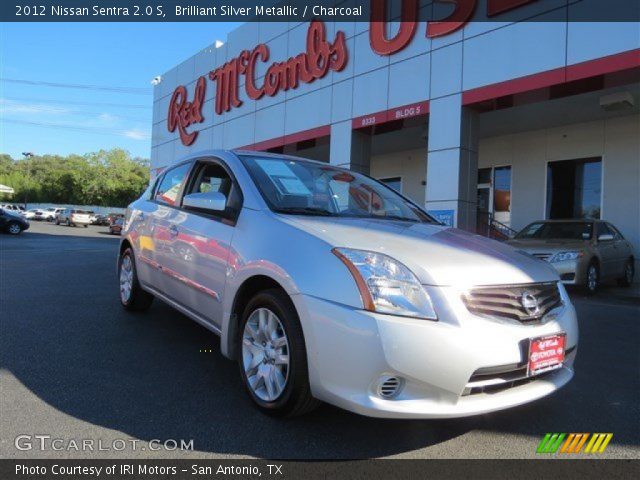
[598,234,614,242]
[183,191,226,212]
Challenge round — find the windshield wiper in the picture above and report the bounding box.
[273,207,335,216]
[376,214,419,223]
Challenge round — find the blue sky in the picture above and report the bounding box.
[0,22,240,160]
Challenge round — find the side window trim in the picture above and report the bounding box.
[606,222,623,240]
[152,160,195,207]
[181,156,244,225]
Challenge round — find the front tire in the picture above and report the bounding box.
[618,258,635,287]
[7,222,22,235]
[584,261,600,295]
[238,289,319,417]
[118,248,154,311]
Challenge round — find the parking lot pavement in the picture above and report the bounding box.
[1,222,639,459]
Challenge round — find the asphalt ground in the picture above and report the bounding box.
[1,221,639,459]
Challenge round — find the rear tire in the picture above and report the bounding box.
[617,258,635,287]
[118,248,154,311]
[238,289,319,417]
[584,261,600,296]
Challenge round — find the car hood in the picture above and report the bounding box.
[280,216,558,287]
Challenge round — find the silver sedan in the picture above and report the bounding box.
[117,151,578,418]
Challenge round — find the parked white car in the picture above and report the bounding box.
[24,209,43,220]
[43,207,65,221]
[118,151,578,419]
[0,204,25,216]
[55,208,91,227]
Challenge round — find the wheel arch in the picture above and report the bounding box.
[222,274,291,360]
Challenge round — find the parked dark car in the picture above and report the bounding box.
[92,214,111,226]
[107,213,124,224]
[0,208,30,235]
[109,217,124,235]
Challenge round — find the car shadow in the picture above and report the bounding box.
[1,231,638,458]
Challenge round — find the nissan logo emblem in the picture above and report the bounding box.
[521,291,541,316]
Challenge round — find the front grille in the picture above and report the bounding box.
[532,253,552,262]
[462,282,562,324]
[462,346,575,396]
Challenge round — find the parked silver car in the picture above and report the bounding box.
[55,208,91,227]
[118,151,578,418]
[507,220,635,295]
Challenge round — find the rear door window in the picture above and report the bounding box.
[154,163,191,206]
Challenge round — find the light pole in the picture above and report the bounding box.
[21,152,34,208]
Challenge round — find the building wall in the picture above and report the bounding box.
[151,16,640,170]
[370,148,427,205]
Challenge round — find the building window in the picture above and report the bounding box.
[546,158,602,220]
[493,166,512,226]
[476,166,511,227]
[380,177,402,193]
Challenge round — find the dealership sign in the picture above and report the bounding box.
[210,19,347,115]
[168,0,539,145]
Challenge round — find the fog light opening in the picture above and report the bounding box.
[377,376,404,399]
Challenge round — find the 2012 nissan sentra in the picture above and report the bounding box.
[117,151,578,418]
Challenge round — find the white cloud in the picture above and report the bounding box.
[98,112,118,122]
[123,128,150,140]
[0,98,70,115]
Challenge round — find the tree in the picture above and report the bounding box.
[0,149,149,207]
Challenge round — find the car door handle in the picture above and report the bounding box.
[169,225,179,237]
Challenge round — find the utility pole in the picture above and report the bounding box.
[22,152,34,208]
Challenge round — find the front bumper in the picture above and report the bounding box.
[292,285,578,419]
[548,259,587,286]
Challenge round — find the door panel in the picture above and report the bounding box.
[129,202,157,287]
[162,210,234,327]
[147,162,193,294]
[596,223,617,279]
[151,158,241,327]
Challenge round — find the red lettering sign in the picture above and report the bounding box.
[370,0,418,55]
[167,76,206,146]
[370,0,538,54]
[209,20,348,115]
[166,2,541,145]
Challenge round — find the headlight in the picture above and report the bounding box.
[550,251,583,263]
[332,248,437,320]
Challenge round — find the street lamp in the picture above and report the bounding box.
[21,152,34,208]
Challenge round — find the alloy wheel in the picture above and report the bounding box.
[8,223,21,234]
[119,255,133,303]
[242,308,290,402]
[625,262,634,284]
[587,265,598,292]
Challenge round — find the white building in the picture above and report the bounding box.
[151,2,640,269]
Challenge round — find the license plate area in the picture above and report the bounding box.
[528,333,566,377]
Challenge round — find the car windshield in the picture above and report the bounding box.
[516,222,593,240]
[240,155,436,223]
